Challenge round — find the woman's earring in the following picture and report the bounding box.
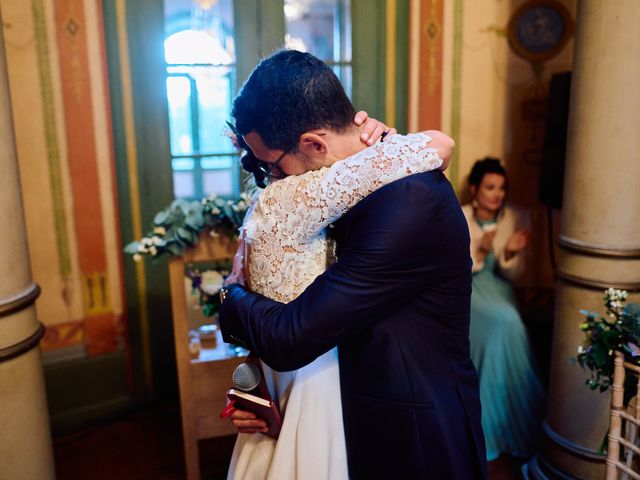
[472,198,479,209]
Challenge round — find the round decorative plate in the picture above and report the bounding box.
[507,0,574,63]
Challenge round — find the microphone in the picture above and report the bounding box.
[232,362,262,396]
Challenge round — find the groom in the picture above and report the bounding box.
[219,50,487,479]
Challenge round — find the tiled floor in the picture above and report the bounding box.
[53,402,523,479]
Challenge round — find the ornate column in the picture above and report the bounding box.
[530,1,640,479]
[0,7,55,480]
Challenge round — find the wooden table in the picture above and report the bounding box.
[168,235,245,480]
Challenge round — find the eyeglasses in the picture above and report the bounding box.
[256,150,288,179]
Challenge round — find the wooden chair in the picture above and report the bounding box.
[606,351,640,479]
[169,233,245,480]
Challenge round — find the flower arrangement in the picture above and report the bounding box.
[124,193,250,262]
[577,288,640,393]
[187,263,231,317]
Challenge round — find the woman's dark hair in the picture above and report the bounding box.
[468,157,508,189]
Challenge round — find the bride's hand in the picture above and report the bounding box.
[229,409,268,434]
[224,236,246,287]
[424,130,455,171]
[354,110,397,146]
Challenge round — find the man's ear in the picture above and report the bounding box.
[298,132,329,157]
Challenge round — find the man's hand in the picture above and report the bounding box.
[424,130,455,171]
[354,110,397,146]
[229,408,268,434]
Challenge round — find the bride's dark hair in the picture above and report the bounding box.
[240,150,268,189]
[228,122,268,188]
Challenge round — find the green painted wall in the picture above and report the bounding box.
[351,0,409,133]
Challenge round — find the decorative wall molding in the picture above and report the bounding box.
[556,270,640,292]
[0,283,41,318]
[449,0,463,190]
[33,0,72,277]
[0,323,45,363]
[558,235,640,259]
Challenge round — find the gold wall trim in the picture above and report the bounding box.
[0,323,45,363]
[32,0,72,276]
[558,235,640,259]
[115,0,152,394]
[0,284,41,319]
[449,0,464,190]
[385,0,397,126]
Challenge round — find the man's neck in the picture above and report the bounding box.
[323,127,368,165]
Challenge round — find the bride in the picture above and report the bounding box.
[223,50,454,480]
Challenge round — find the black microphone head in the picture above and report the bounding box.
[232,362,261,392]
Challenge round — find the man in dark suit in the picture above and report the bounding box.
[220,50,487,479]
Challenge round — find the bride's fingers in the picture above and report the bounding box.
[353,110,369,125]
[232,418,269,434]
[366,122,387,145]
[236,427,269,434]
[232,417,267,429]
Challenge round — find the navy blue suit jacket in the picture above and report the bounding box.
[220,171,487,479]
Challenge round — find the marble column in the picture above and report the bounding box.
[0,7,55,480]
[530,1,640,479]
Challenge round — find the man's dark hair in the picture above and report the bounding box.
[232,49,356,153]
[468,156,509,190]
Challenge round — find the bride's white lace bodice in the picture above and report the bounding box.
[241,132,442,303]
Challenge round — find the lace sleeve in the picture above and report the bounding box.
[247,132,441,244]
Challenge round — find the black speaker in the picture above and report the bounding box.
[539,71,572,209]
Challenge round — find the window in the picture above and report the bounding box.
[284,0,352,97]
[164,0,353,200]
[164,0,239,200]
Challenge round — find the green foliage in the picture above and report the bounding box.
[577,289,640,394]
[124,193,250,262]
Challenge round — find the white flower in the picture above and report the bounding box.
[200,270,224,295]
[137,244,147,253]
[153,226,166,235]
[149,246,158,256]
[577,345,584,354]
[133,253,142,262]
[150,236,163,245]
[211,207,221,215]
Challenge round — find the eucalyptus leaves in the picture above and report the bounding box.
[577,288,640,393]
[124,193,249,261]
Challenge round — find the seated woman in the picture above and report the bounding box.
[462,157,546,463]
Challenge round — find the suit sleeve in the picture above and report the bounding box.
[219,178,443,371]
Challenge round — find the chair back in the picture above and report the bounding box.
[606,351,640,480]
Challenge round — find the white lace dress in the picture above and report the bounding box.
[227,133,442,480]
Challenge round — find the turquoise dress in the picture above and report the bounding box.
[469,219,545,462]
